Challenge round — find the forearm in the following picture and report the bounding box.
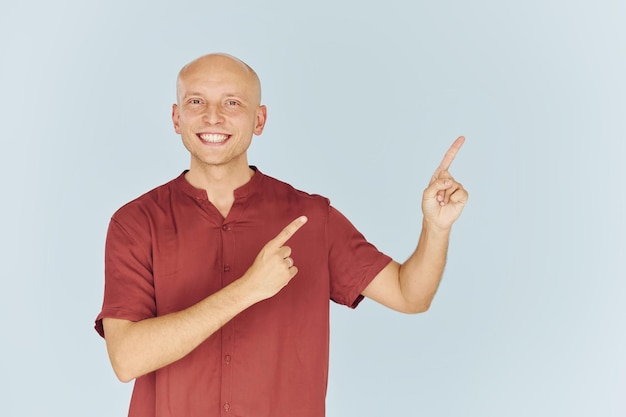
[362,137,466,313]
[398,220,450,312]
[104,277,260,382]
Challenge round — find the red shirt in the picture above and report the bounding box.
[95,168,392,417]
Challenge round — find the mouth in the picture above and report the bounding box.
[197,133,230,144]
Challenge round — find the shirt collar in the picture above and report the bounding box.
[174,166,264,201]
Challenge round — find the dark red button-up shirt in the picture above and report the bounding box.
[96,168,392,417]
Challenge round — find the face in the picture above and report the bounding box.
[172,55,267,171]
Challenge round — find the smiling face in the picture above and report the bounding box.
[172,54,267,172]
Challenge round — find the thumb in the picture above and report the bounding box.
[423,178,453,200]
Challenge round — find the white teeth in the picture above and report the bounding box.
[199,133,228,143]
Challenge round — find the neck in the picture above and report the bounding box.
[185,160,254,217]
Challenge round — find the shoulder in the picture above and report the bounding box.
[110,175,181,226]
[260,171,330,206]
[258,172,334,221]
[255,171,335,229]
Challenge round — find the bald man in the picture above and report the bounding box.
[96,53,468,417]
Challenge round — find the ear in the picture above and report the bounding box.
[172,104,181,134]
[253,105,267,136]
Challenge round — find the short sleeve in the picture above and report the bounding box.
[94,211,157,337]
[327,206,392,308]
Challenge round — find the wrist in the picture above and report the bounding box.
[422,219,452,236]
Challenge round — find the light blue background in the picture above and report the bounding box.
[1,1,624,416]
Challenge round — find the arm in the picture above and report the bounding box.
[103,216,307,382]
[362,136,468,313]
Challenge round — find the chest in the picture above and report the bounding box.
[149,206,329,315]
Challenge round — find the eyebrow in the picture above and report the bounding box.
[183,91,245,99]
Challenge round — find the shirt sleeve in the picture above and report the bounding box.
[326,206,392,308]
[94,210,157,338]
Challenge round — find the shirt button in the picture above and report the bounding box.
[222,224,230,231]
[223,264,231,272]
[223,402,231,411]
[225,355,231,364]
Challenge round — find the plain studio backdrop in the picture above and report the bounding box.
[1,1,624,416]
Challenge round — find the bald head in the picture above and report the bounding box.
[176,53,262,105]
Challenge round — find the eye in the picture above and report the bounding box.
[189,99,202,105]
[226,100,239,106]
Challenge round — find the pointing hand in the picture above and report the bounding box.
[243,216,308,301]
[422,136,469,231]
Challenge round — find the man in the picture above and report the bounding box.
[95,53,468,417]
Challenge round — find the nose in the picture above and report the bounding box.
[202,104,224,125]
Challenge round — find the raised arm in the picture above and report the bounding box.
[103,216,307,382]
[362,136,468,313]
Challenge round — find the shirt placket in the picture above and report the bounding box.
[220,220,235,415]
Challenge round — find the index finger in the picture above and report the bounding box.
[435,136,465,174]
[271,216,308,247]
